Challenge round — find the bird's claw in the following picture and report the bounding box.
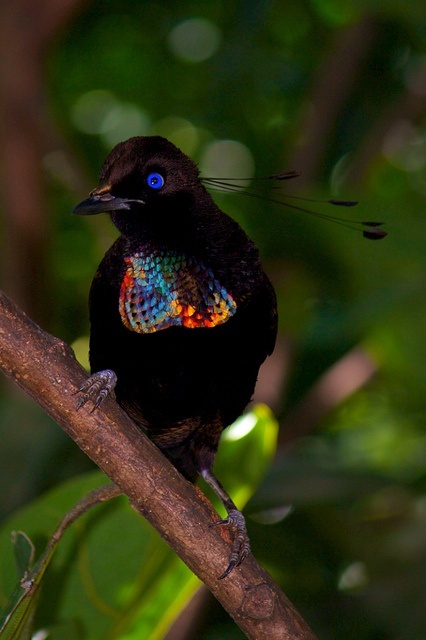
[210,508,250,579]
[75,369,117,411]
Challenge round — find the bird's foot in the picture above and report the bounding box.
[75,369,117,411]
[210,508,250,579]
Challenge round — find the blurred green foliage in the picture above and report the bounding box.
[1,0,426,637]
[0,410,277,639]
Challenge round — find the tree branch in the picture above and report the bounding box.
[0,288,317,640]
[0,0,87,326]
[279,347,377,447]
[346,60,426,184]
[289,16,377,185]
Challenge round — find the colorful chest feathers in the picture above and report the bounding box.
[119,249,237,334]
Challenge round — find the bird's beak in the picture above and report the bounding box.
[72,192,133,216]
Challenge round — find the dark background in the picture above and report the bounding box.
[0,1,425,638]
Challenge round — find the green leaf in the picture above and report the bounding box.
[0,472,200,640]
[11,532,35,583]
[0,408,278,639]
[205,404,279,512]
[0,531,39,640]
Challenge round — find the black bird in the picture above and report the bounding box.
[73,136,277,578]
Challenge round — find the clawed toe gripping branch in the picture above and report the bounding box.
[210,509,250,579]
[75,369,117,411]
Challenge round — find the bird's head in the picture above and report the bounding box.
[72,136,209,240]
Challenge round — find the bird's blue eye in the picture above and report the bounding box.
[146,172,165,189]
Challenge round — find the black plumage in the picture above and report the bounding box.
[73,136,277,577]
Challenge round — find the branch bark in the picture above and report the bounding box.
[0,288,317,640]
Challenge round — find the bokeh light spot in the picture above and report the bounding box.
[383,120,426,172]
[168,17,221,63]
[311,0,358,26]
[152,117,200,156]
[72,90,150,146]
[200,140,255,182]
[100,103,151,147]
[72,90,118,134]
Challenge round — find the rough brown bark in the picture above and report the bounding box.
[0,288,317,640]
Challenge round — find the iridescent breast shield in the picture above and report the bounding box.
[119,249,237,334]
